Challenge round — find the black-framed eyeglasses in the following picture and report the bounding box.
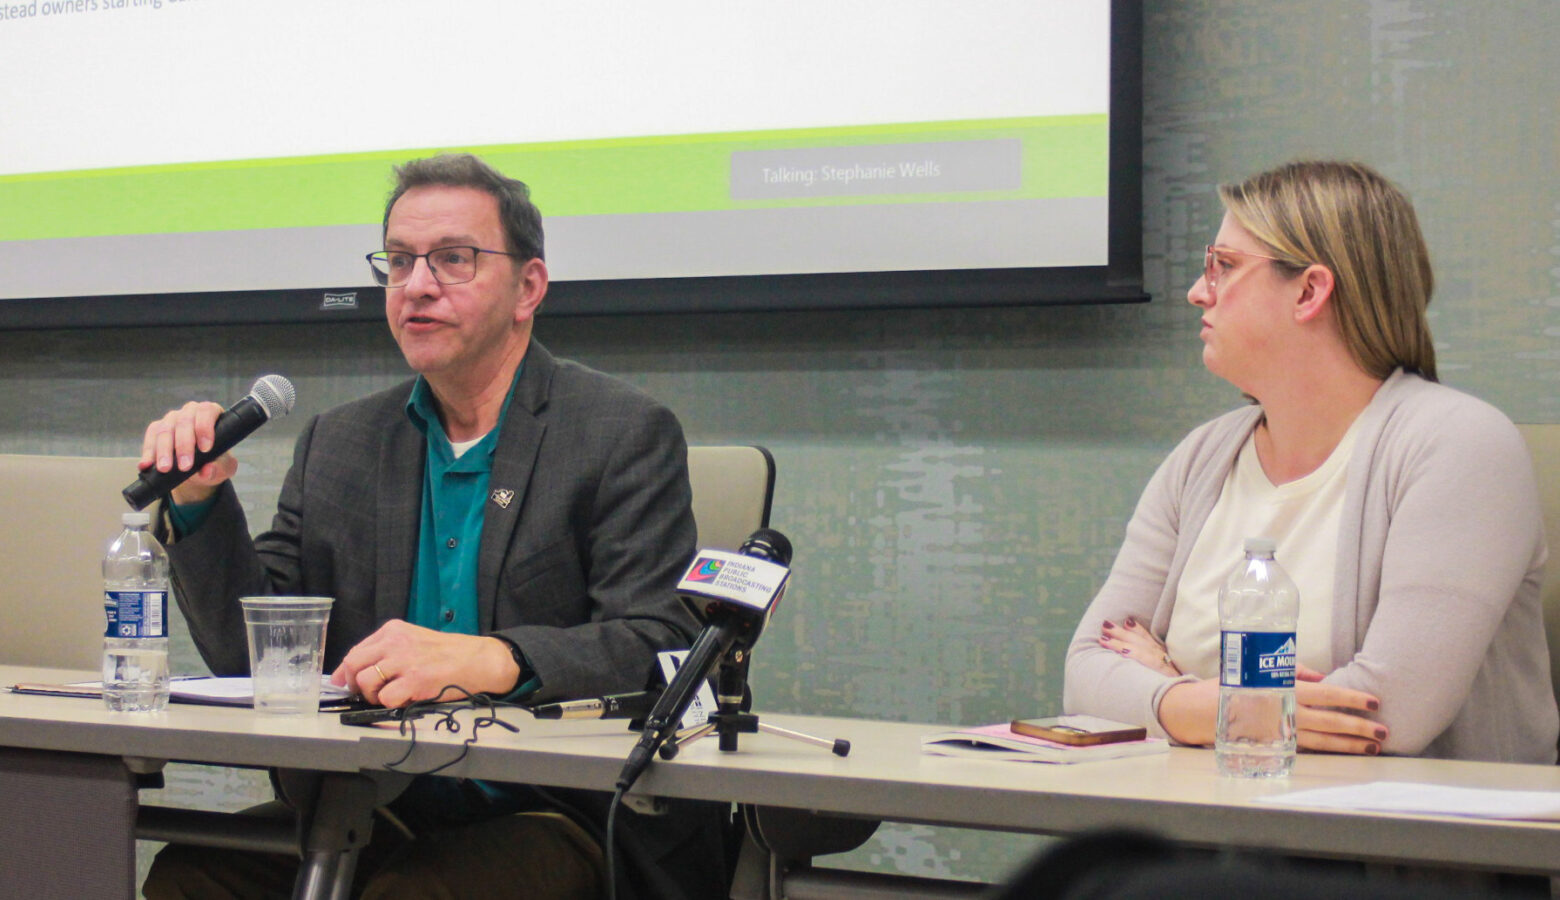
[366,246,521,288]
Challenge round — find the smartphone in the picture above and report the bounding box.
[1010,715,1147,746]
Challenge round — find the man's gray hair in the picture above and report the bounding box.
[382,153,544,261]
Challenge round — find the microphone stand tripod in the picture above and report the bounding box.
[656,649,850,761]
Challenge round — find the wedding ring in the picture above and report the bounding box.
[373,663,389,682]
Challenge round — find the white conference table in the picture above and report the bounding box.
[357,699,1560,878]
[1,665,395,900]
[6,662,1560,898]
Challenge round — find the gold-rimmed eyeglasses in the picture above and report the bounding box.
[1203,244,1295,296]
[366,246,521,288]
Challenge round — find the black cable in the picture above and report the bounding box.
[606,786,625,900]
[529,785,697,900]
[377,685,522,776]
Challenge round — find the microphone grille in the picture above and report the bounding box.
[249,375,297,419]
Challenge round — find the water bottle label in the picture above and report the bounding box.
[104,590,167,639]
[1220,630,1295,688]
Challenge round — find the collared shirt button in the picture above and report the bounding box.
[442,609,455,623]
[447,537,458,549]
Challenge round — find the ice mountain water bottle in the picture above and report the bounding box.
[1215,537,1298,777]
[102,511,171,712]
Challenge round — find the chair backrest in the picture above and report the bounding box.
[686,446,775,551]
[1516,425,1560,723]
[0,454,140,669]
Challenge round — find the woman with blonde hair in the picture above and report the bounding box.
[1064,160,1557,762]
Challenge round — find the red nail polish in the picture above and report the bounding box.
[1124,616,1136,628]
[1367,699,1380,712]
[1366,743,1380,756]
[1374,727,1387,741]
[1102,620,1116,629]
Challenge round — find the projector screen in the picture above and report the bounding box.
[0,0,1143,327]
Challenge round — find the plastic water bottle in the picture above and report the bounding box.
[102,511,171,712]
[1215,537,1298,777]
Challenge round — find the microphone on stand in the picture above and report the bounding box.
[123,375,296,510]
[615,528,792,792]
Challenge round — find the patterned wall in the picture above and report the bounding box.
[2,0,1557,887]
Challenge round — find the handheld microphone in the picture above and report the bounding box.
[529,689,662,720]
[123,375,296,511]
[616,528,792,792]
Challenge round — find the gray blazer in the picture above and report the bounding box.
[165,341,701,702]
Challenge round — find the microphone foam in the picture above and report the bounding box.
[250,375,297,419]
[739,528,792,566]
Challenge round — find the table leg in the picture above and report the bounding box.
[291,771,383,900]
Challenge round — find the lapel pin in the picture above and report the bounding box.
[490,488,515,509]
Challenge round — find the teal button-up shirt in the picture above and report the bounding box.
[403,374,504,637]
[404,366,538,699]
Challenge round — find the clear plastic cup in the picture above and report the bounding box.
[240,596,333,714]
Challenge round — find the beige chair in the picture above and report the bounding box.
[687,445,775,550]
[1517,425,1560,728]
[682,447,884,894]
[0,454,140,669]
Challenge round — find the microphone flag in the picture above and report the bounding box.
[676,550,789,617]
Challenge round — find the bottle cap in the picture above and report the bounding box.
[1243,536,1276,554]
[121,511,151,527]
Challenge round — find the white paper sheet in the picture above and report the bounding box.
[170,676,352,704]
[1255,781,1560,821]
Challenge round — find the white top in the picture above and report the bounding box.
[1165,419,1358,679]
[448,434,486,458]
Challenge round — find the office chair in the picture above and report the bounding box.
[686,445,776,551]
[0,453,140,669]
[1516,424,1560,758]
[0,454,143,897]
[684,447,898,897]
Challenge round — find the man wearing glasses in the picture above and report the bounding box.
[138,154,719,898]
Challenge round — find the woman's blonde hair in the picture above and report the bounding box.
[1219,161,1437,382]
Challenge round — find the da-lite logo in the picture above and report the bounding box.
[686,557,724,582]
